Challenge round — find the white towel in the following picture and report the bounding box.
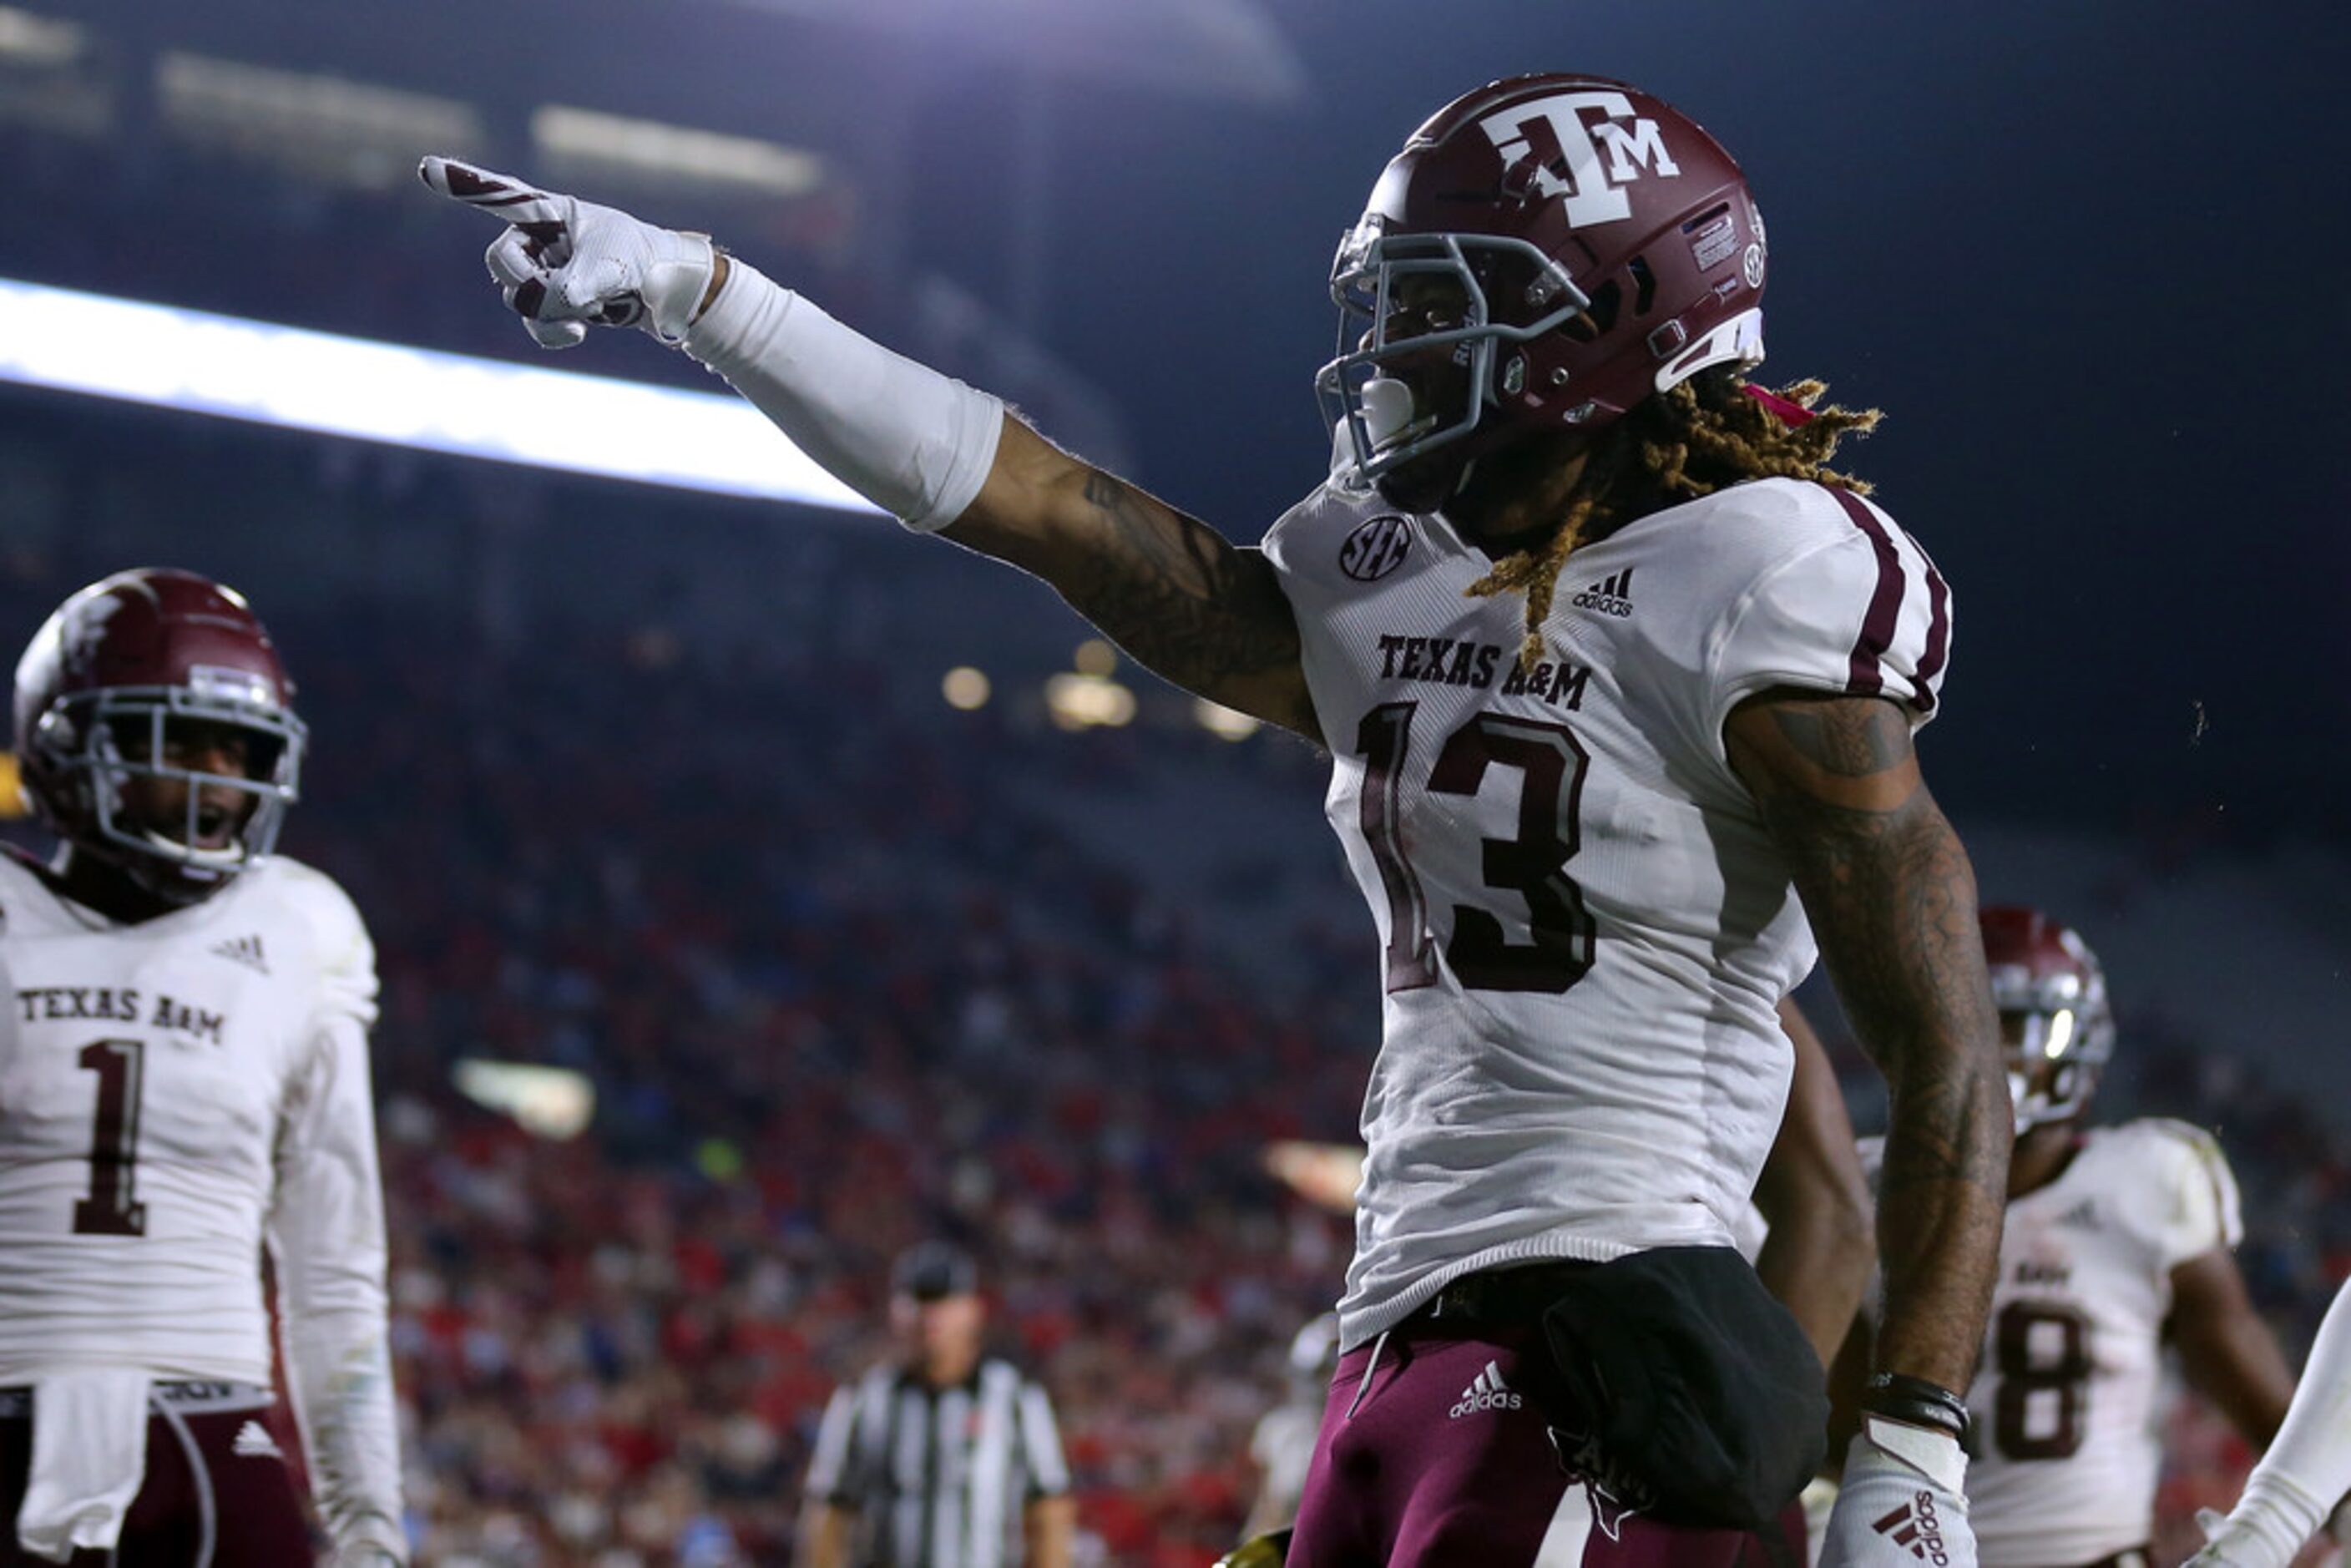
[16,1369,151,1562]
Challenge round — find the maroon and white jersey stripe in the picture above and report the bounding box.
[1261,474,1953,1348]
[1824,486,1951,712]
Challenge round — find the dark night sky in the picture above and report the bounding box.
[970,1,2350,840]
[34,0,2351,837]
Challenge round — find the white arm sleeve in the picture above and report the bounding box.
[2218,1276,2351,1561]
[1019,1379,1072,1497]
[269,906,406,1561]
[684,260,1004,533]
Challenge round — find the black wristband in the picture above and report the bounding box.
[1859,1371,1970,1441]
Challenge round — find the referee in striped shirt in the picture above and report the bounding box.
[801,1243,1076,1568]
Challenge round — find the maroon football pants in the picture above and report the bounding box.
[1288,1319,1782,1567]
[0,1388,313,1567]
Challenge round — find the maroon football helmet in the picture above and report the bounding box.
[1980,906,2117,1130]
[13,569,306,902]
[1319,74,1768,504]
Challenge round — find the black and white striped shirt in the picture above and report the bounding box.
[806,1358,1071,1568]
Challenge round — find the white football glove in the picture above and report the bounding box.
[418,156,716,348]
[1818,1418,1976,1568]
[2179,1502,2311,1568]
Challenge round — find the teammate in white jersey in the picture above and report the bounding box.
[0,569,406,1565]
[426,68,2010,1567]
[1846,908,2295,1568]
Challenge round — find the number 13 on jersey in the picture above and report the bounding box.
[1356,702,1596,995]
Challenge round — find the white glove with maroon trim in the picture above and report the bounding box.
[1818,1417,1976,1567]
[418,156,715,348]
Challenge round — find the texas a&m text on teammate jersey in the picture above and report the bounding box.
[0,569,406,1565]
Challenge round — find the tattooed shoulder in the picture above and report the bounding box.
[1762,695,1914,780]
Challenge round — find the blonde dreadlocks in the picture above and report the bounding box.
[1466,367,1883,674]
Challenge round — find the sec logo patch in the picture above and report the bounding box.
[1339,514,1413,582]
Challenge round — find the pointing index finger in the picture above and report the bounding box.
[417,156,570,231]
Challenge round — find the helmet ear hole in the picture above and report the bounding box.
[1628,255,1656,316]
[1560,281,1623,345]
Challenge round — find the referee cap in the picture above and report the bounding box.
[892,1241,980,1302]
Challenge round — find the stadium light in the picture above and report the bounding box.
[942,666,992,711]
[1044,672,1135,730]
[0,277,884,516]
[0,6,83,65]
[533,105,826,198]
[156,53,485,190]
[1192,699,1261,741]
[452,1059,596,1141]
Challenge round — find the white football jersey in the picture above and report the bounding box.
[0,849,403,1545]
[1262,473,1951,1346]
[1861,1121,2243,1565]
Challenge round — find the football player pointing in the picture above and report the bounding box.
[427,73,2007,1565]
[1853,908,2296,1568]
[0,570,406,1565]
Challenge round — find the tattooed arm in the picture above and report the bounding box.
[438,225,1313,734]
[1725,688,2007,1395]
[943,417,1318,738]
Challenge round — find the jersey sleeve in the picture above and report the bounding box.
[267,873,405,1560]
[1018,1376,1073,1498]
[804,1380,865,1502]
[1703,488,1953,744]
[1256,484,1368,753]
[2137,1120,2245,1269]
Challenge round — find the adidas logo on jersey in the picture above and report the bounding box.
[210,933,270,976]
[1449,1360,1524,1419]
[1871,1494,1951,1564]
[230,1419,284,1460]
[2053,1197,2102,1232]
[1569,568,1635,619]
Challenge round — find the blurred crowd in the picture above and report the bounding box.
[3,562,2347,1567]
[286,599,1363,1565]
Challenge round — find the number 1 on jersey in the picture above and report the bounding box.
[1356,703,1597,994]
[73,1038,147,1236]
